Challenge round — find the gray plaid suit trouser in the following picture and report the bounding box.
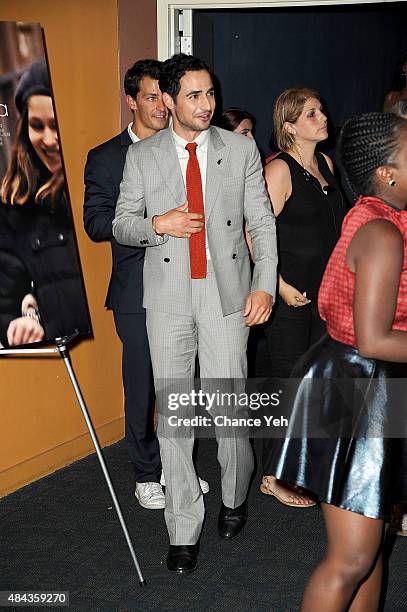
[146,262,254,545]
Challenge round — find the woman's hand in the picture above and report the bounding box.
[21,293,40,317]
[7,317,45,346]
[279,279,311,307]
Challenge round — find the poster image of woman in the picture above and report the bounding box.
[0,57,91,348]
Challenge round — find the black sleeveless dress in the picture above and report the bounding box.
[262,151,346,473]
[275,152,345,304]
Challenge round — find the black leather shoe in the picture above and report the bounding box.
[166,545,198,573]
[218,501,248,539]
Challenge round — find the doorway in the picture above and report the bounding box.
[157,1,407,157]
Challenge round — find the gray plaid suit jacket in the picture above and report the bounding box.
[113,126,277,316]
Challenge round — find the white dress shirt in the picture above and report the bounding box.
[127,122,140,143]
[171,128,211,260]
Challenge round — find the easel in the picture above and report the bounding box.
[1,334,146,587]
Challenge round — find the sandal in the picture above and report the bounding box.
[260,475,316,508]
[390,505,407,536]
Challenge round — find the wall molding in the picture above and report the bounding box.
[0,417,124,498]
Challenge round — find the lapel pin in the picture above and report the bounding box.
[217,159,222,165]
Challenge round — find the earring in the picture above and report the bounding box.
[389,179,396,187]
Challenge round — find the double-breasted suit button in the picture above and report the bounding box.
[32,237,41,251]
[227,220,232,226]
[164,257,170,262]
[232,253,237,259]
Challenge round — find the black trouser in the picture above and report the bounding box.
[261,302,326,475]
[113,311,161,483]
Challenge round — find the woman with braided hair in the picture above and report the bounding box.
[267,112,407,610]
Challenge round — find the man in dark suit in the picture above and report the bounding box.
[83,60,168,509]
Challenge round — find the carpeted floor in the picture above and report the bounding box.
[1,439,406,611]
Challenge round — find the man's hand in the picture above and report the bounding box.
[244,291,273,326]
[154,202,204,238]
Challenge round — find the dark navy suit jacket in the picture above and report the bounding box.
[84,129,145,313]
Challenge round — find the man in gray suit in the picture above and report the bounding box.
[113,54,277,573]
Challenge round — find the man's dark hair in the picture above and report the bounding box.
[124,59,163,98]
[339,112,405,196]
[159,53,212,100]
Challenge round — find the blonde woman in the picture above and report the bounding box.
[261,88,346,506]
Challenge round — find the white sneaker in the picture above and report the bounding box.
[160,472,210,494]
[198,477,210,494]
[134,482,165,509]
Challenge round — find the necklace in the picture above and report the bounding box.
[291,147,342,238]
[295,147,329,193]
[294,146,312,181]
[296,147,306,170]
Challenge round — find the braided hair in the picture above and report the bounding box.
[339,112,405,197]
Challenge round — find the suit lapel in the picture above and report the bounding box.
[152,128,186,204]
[120,128,132,147]
[205,126,230,221]
[119,129,132,167]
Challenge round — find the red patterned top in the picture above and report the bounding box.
[318,196,407,347]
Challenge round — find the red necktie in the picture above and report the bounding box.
[185,142,207,279]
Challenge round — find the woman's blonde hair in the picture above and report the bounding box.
[273,87,320,151]
[1,108,65,209]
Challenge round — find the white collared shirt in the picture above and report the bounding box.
[171,128,211,260]
[127,122,140,143]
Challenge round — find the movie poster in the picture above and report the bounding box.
[0,21,91,349]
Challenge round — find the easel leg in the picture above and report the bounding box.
[57,342,146,587]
